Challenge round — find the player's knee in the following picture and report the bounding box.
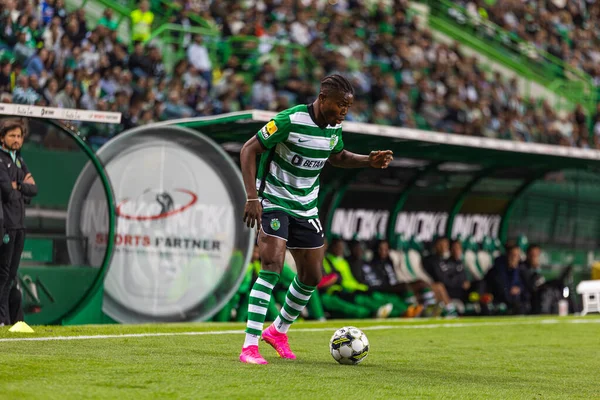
[261,259,283,274]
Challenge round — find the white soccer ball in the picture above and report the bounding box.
[329,326,369,365]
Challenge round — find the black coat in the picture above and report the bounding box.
[0,150,37,230]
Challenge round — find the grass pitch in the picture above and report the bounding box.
[1,316,599,399]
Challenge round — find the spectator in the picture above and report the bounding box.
[25,48,49,77]
[130,0,154,43]
[251,72,276,110]
[360,240,421,316]
[12,75,39,104]
[147,46,166,80]
[0,0,595,150]
[42,78,59,105]
[13,32,36,64]
[186,35,212,88]
[42,16,64,49]
[54,0,68,22]
[423,236,460,316]
[128,42,151,78]
[0,62,12,93]
[80,82,99,110]
[318,239,398,319]
[2,0,20,25]
[162,89,194,119]
[52,80,76,108]
[485,244,526,315]
[98,9,118,31]
[40,0,56,26]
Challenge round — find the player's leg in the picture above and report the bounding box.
[430,282,458,317]
[262,216,324,359]
[273,246,323,331]
[279,260,325,320]
[240,212,288,364]
[321,293,372,318]
[353,292,396,318]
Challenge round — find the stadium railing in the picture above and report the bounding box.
[142,24,220,71]
[143,25,319,77]
[417,0,596,113]
[78,0,219,38]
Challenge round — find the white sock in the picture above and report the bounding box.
[243,333,259,348]
[273,316,291,334]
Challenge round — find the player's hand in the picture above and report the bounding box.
[368,150,393,169]
[11,181,17,189]
[243,199,262,230]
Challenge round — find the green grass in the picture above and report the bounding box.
[1,316,599,399]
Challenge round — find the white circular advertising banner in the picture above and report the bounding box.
[66,125,254,323]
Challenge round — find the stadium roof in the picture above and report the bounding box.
[157,110,600,172]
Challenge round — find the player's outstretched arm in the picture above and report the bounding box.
[328,149,393,169]
[240,136,266,229]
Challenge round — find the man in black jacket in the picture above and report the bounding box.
[0,119,37,325]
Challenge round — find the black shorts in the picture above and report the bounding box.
[261,210,324,249]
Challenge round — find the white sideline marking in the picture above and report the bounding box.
[0,319,598,343]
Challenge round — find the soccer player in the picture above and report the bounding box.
[239,74,393,364]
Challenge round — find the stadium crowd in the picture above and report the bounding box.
[452,0,600,83]
[214,235,571,322]
[0,0,598,149]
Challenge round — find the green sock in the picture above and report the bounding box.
[243,270,280,347]
[273,276,315,334]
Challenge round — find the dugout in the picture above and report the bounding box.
[159,110,600,269]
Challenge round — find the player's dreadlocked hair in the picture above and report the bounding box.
[320,74,354,96]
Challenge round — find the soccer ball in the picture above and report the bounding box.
[329,326,369,365]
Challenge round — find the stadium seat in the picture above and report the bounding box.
[389,249,412,283]
[463,236,493,281]
[576,280,600,316]
[393,236,433,285]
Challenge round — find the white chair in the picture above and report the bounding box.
[576,280,600,316]
[406,248,433,284]
[464,250,493,281]
[392,249,433,284]
[389,249,411,283]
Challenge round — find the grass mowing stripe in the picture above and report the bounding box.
[1,318,598,343]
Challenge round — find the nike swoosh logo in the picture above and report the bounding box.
[298,139,310,143]
[259,300,269,306]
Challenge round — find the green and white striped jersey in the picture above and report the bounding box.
[255,104,344,219]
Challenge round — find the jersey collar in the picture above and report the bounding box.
[0,147,16,163]
[307,103,327,129]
